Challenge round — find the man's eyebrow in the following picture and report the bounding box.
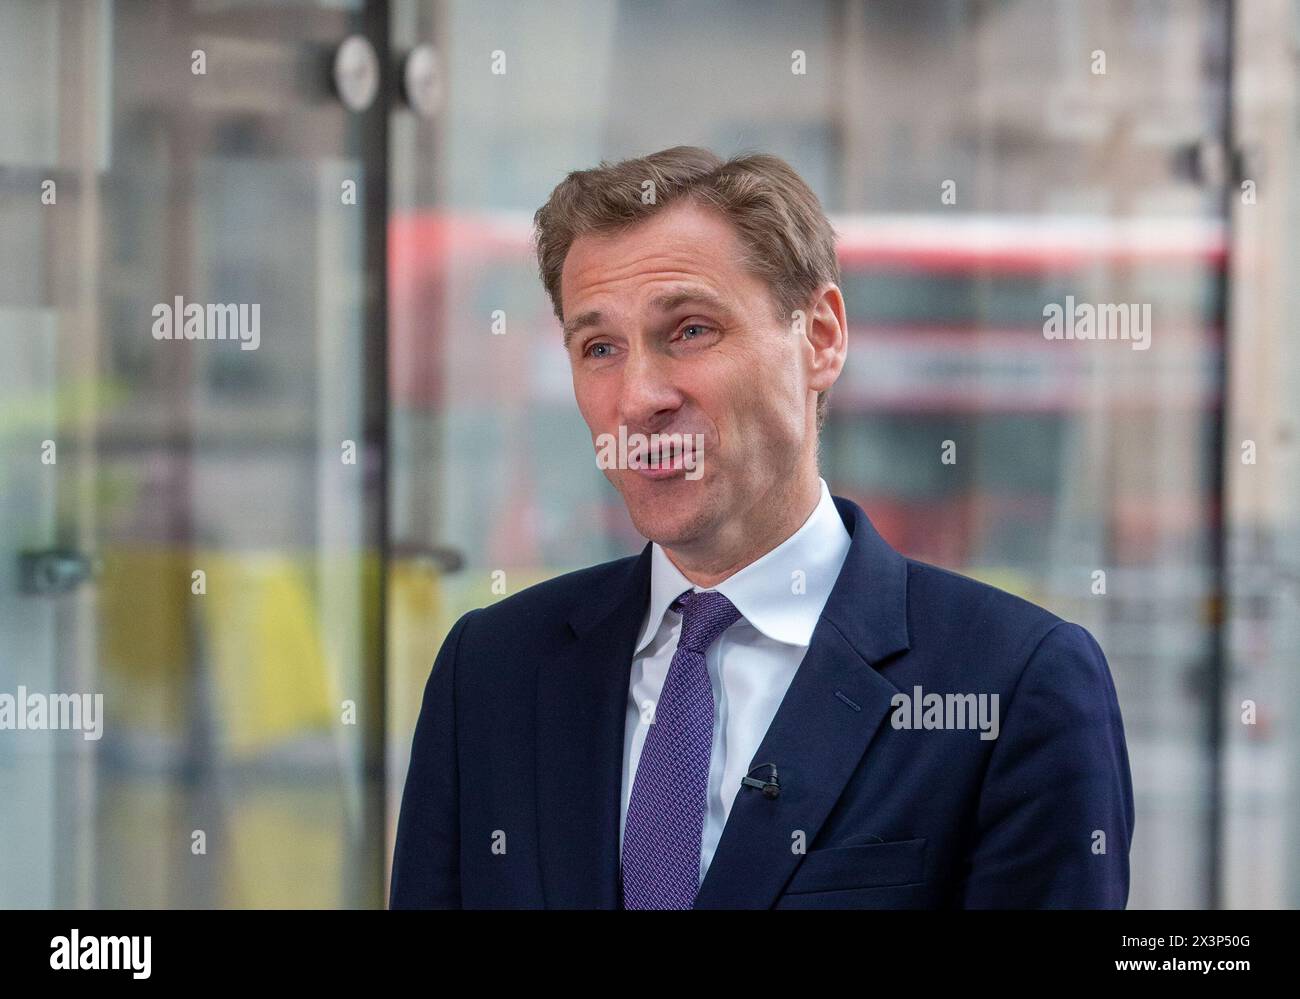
[562,287,733,351]
[648,287,734,319]
[562,309,603,351]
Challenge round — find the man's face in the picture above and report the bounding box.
[560,200,817,550]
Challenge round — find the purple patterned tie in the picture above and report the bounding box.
[622,588,743,909]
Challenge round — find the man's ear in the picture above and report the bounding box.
[803,283,848,394]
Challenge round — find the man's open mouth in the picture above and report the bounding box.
[630,445,685,469]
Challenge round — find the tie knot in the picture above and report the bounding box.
[671,589,742,654]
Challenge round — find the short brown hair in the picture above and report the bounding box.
[532,145,840,430]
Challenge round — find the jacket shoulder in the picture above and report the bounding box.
[463,551,643,634]
[901,555,1071,656]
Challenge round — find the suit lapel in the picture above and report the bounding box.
[694,496,911,909]
[535,544,651,908]
[533,496,910,909]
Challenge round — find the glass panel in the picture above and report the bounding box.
[388,0,1243,908]
[0,0,385,907]
[1223,0,1300,909]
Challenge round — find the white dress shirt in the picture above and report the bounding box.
[619,477,852,885]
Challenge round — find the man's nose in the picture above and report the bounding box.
[617,347,683,431]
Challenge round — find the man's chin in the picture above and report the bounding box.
[616,474,715,547]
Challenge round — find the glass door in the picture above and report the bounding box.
[382,0,1262,909]
[0,0,389,907]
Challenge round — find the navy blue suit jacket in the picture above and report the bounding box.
[390,495,1135,908]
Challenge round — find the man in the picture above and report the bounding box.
[390,146,1135,909]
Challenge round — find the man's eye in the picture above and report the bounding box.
[680,324,711,340]
[585,342,613,358]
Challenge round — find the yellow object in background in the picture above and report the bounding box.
[99,547,336,754]
[202,554,335,755]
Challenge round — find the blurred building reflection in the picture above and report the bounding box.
[1,0,1296,910]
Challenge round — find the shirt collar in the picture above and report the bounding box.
[633,477,851,654]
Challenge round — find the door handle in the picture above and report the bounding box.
[18,549,99,595]
[390,541,464,574]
